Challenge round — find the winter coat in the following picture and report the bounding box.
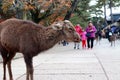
[75,26,82,36]
[81,31,87,40]
[86,26,97,38]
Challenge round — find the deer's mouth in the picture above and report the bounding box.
[74,38,80,42]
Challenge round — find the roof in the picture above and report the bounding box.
[107,13,120,22]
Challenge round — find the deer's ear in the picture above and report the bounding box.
[64,20,70,23]
[52,23,62,30]
[63,20,74,29]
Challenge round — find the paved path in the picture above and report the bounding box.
[0,39,120,80]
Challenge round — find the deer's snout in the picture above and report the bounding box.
[74,32,80,42]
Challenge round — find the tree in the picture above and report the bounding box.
[109,0,113,23]
[89,6,102,28]
[64,0,79,20]
[96,0,120,24]
[29,0,71,25]
[89,5,103,18]
[0,0,16,19]
[0,0,72,26]
[70,0,91,27]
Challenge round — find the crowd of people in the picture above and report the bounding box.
[74,21,97,50]
[61,21,120,49]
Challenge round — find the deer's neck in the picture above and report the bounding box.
[38,28,64,51]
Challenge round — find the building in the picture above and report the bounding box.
[107,13,120,24]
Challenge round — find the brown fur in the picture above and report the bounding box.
[110,34,116,46]
[0,19,5,23]
[101,29,116,46]
[0,18,80,80]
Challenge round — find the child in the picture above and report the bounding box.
[81,29,87,49]
[74,24,82,49]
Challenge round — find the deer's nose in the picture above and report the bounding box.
[74,32,80,42]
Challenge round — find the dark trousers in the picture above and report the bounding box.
[87,37,94,48]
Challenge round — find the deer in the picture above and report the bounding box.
[0,18,80,80]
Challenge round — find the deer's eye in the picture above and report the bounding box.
[68,28,73,32]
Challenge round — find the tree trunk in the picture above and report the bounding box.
[103,1,108,26]
[23,11,27,20]
[64,0,79,20]
[30,3,54,23]
[109,0,113,23]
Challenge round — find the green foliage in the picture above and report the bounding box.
[70,0,107,29]
[70,0,92,28]
[89,5,103,17]
[70,13,88,28]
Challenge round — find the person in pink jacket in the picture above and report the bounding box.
[81,29,87,49]
[86,21,97,49]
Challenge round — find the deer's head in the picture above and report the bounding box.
[52,20,80,42]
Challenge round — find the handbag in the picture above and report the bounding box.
[86,32,91,37]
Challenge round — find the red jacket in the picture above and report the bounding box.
[75,26,82,35]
